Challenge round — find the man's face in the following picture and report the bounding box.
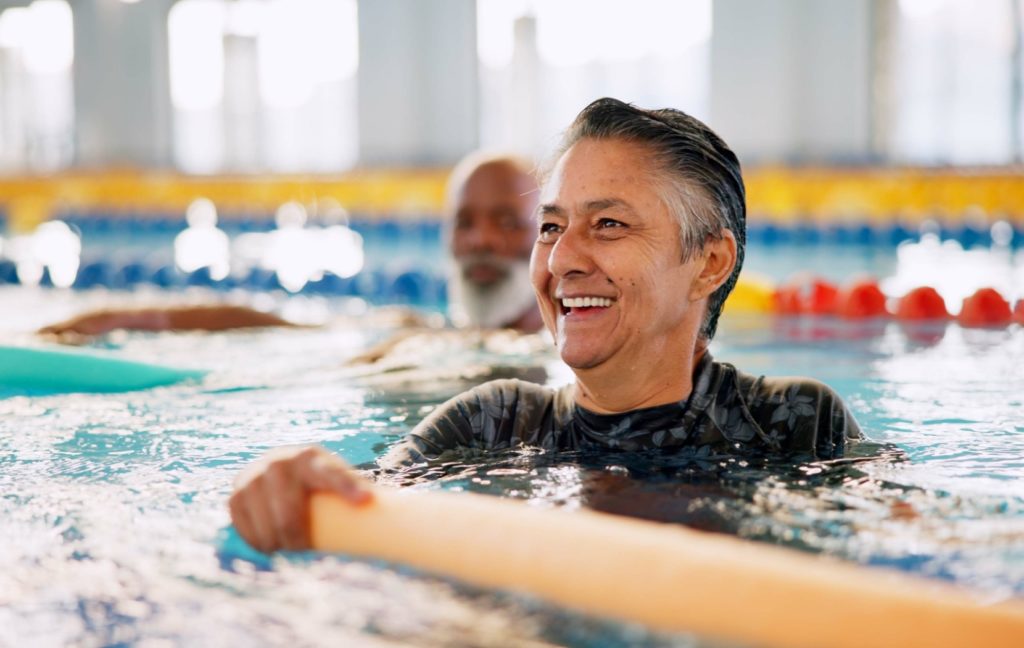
[446,161,539,329]
[450,162,537,286]
[530,138,708,372]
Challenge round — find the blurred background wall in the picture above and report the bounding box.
[0,0,1019,175]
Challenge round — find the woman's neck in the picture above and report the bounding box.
[572,344,706,414]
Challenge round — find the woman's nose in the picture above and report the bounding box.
[547,225,595,278]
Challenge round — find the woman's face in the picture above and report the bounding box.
[530,138,712,375]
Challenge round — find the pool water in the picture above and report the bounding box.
[1,286,1023,647]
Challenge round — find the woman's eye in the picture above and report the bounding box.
[537,222,562,242]
[597,218,625,229]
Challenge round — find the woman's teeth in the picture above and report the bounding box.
[561,297,613,308]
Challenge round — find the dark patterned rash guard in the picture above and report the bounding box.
[380,352,862,468]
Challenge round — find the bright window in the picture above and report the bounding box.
[0,0,74,173]
[168,0,359,174]
[477,0,711,159]
[890,0,1016,164]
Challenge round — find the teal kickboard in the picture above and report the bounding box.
[0,345,207,395]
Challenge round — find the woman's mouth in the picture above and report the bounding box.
[559,296,615,315]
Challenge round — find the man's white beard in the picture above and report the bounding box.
[448,257,537,329]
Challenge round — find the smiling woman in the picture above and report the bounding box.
[228,97,864,555]
[531,138,738,411]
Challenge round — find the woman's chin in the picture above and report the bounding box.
[557,345,608,372]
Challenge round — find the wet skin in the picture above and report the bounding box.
[530,137,736,414]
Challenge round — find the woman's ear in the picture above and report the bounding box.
[689,229,737,301]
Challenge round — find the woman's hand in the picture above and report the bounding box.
[228,446,373,553]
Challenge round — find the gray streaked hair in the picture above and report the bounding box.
[548,97,746,341]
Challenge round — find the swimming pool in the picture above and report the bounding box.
[1,278,1022,646]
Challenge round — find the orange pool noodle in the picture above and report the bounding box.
[310,489,1024,648]
[836,279,888,319]
[897,286,950,321]
[958,288,1012,328]
[1014,299,1024,326]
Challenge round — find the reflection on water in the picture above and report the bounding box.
[1,291,1023,646]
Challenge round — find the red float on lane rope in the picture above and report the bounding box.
[772,278,838,315]
[896,287,950,322]
[836,279,889,319]
[958,288,1012,328]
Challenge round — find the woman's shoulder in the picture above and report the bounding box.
[733,366,844,409]
[428,379,566,430]
[729,365,863,458]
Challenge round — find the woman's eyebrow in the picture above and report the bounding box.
[581,198,632,214]
[539,198,633,217]
[539,203,565,217]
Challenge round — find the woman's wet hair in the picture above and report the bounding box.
[550,97,746,341]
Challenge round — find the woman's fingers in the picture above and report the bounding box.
[304,448,373,506]
[231,475,279,553]
[227,487,258,547]
[264,457,311,550]
[229,445,373,553]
